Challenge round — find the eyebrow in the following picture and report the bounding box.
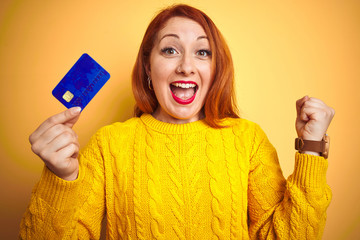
[160,33,208,41]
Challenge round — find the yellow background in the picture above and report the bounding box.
[1,0,359,239]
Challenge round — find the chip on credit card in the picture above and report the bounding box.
[52,53,110,111]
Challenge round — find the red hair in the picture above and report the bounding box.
[132,4,239,128]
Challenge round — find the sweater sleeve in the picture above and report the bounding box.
[19,126,109,239]
[247,125,332,240]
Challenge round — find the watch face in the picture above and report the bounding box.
[322,135,330,159]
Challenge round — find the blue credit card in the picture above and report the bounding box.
[52,53,110,111]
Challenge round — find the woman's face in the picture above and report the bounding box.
[148,17,213,124]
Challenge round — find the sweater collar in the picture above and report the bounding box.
[140,113,209,134]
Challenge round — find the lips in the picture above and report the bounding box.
[170,81,198,105]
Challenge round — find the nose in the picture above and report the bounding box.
[176,53,195,76]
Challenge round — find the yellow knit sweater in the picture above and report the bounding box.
[20,114,331,239]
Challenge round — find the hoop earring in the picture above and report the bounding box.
[147,76,153,90]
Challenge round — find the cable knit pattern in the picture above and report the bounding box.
[20,114,332,239]
[110,125,132,239]
[221,127,242,240]
[184,133,204,238]
[133,122,146,240]
[232,123,250,238]
[165,135,186,240]
[145,127,165,240]
[206,130,228,240]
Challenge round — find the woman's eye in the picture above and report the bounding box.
[197,49,212,58]
[161,48,177,55]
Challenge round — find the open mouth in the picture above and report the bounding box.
[170,81,198,105]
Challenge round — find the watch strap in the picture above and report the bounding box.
[295,135,330,158]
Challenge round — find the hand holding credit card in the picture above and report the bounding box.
[52,53,110,111]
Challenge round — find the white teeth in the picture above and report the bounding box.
[171,83,196,88]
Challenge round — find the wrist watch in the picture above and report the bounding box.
[295,134,330,159]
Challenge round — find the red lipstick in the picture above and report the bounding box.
[170,81,197,105]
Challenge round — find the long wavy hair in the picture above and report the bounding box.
[132,4,239,128]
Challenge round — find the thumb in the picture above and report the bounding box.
[64,107,82,128]
[29,107,81,143]
[296,95,309,117]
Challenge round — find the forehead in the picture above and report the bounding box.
[157,17,207,39]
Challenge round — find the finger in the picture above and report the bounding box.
[55,143,79,166]
[35,136,79,164]
[302,99,326,110]
[296,96,309,117]
[64,112,81,128]
[45,130,79,155]
[46,144,79,178]
[306,98,335,117]
[300,106,319,122]
[30,107,81,143]
[297,96,329,120]
[299,102,321,122]
[38,123,75,145]
[30,124,76,156]
[301,98,333,118]
[300,108,310,122]
[307,97,325,104]
[302,106,335,123]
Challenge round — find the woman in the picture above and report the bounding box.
[20,4,335,239]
